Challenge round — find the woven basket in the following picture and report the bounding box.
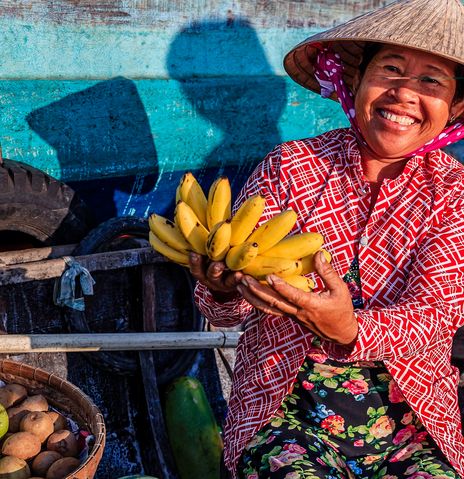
[0,359,105,479]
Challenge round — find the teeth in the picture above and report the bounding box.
[380,110,415,125]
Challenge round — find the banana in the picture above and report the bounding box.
[178,172,208,228]
[282,275,315,292]
[242,255,302,280]
[229,195,266,246]
[175,201,209,255]
[175,184,181,204]
[246,209,298,254]
[300,249,332,275]
[225,242,259,271]
[149,231,190,266]
[148,213,190,253]
[206,220,232,261]
[261,232,324,259]
[206,176,232,230]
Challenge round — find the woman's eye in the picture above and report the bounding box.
[384,65,400,74]
[420,76,440,85]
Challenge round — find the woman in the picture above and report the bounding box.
[191,0,464,476]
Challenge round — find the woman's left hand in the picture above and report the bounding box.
[237,250,358,345]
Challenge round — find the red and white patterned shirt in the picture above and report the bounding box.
[194,128,464,477]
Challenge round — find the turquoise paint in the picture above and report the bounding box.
[1,77,348,182]
[0,18,320,79]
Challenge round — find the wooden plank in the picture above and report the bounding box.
[139,264,179,478]
[0,244,76,266]
[0,246,167,285]
[0,1,393,28]
[0,332,241,353]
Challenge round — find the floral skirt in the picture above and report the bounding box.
[237,357,458,479]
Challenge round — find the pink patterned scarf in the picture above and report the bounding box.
[314,47,464,157]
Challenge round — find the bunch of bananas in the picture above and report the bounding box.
[148,172,331,292]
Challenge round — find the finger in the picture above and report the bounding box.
[242,276,299,316]
[266,275,313,308]
[189,252,207,281]
[237,284,285,317]
[314,250,344,291]
[206,260,225,281]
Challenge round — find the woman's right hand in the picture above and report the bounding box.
[188,252,243,300]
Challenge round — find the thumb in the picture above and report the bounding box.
[314,250,342,291]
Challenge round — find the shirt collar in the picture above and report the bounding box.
[342,128,424,188]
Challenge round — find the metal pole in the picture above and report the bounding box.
[0,332,241,353]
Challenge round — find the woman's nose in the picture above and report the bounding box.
[387,78,420,102]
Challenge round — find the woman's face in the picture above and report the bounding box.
[354,45,464,160]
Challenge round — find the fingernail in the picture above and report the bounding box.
[320,251,327,263]
[190,252,199,262]
[241,278,249,287]
[267,275,278,285]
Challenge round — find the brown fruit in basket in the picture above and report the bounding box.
[20,411,54,443]
[0,384,28,409]
[21,395,49,412]
[45,457,80,479]
[8,395,49,433]
[0,455,31,479]
[31,451,62,477]
[46,429,78,457]
[2,431,42,460]
[47,412,68,432]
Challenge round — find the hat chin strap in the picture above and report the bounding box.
[315,47,464,157]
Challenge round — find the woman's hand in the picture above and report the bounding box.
[237,251,358,345]
[189,252,243,300]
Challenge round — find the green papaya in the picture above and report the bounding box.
[165,376,223,479]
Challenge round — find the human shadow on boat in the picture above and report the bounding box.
[166,18,287,197]
[26,77,157,223]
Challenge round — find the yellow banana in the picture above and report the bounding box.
[225,242,259,271]
[229,195,266,246]
[206,220,232,261]
[148,213,190,253]
[178,172,208,228]
[175,184,181,204]
[242,255,302,280]
[175,201,209,255]
[246,209,298,254]
[149,231,190,266]
[300,249,332,275]
[282,275,315,292]
[207,176,232,230]
[261,232,324,259]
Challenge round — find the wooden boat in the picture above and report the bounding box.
[0,1,463,477]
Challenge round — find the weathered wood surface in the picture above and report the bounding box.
[0,332,242,353]
[0,1,393,28]
[0,246,163,285]
[0,244,76,266]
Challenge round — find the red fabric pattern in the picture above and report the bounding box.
[194,128,464,477]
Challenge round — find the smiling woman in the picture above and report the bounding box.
[189,0,464,478]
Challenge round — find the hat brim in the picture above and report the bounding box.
[284,35,464,100]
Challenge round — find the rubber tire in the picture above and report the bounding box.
[0,159,93,245]
[66,216,204,384]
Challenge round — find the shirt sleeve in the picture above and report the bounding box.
[321,190,464,362]
[193,144,291,327]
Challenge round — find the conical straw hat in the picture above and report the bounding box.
[284,0,464,98]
